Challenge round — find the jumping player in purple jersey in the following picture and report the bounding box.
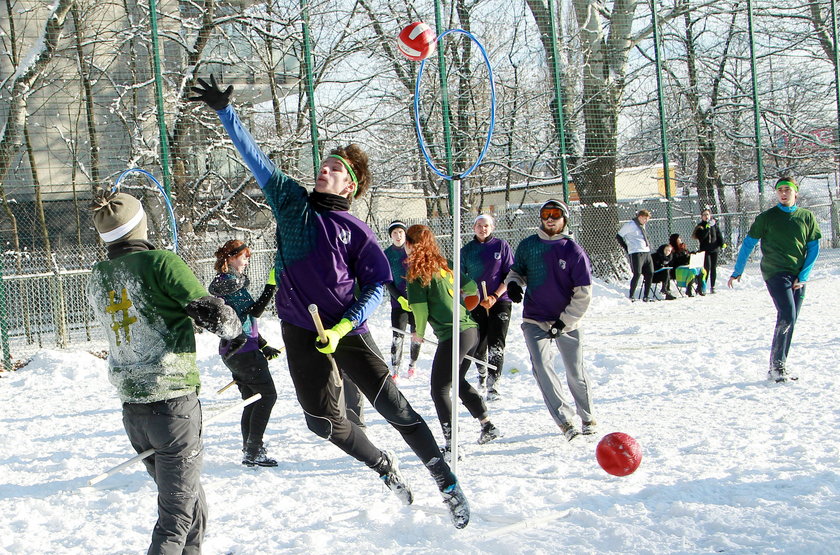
[190,75,469,528]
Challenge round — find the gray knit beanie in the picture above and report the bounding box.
[91,191,148,245]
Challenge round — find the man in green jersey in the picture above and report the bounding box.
[728,177,821,383]
[87,190,243,554]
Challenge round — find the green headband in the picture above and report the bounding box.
[775,179,799,192]
[327,155,358,187]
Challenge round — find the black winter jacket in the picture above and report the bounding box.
[692,221,724,253]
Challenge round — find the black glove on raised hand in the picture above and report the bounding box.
[507,282,523,303]
[261,345,282,360]
[548,318,565,338]
[189,75,233,111]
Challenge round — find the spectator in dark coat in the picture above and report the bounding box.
[692,209,725,293]
[651,244,677,300]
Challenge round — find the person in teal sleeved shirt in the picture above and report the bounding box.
[383,220,422,379]
[405,225,502,459]
[728,177,821,382]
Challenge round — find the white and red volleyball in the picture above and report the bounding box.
[397,22,437,61]
[596,432,643,477]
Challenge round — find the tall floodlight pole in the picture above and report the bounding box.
[148,0,172,198]
[747,0,765,207]
[651,0,673,233]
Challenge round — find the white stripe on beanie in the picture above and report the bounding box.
[98,207,146,242]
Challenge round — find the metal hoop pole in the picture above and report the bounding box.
[413,29,496,181]
[112,168,179,253]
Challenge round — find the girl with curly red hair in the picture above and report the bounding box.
[405,225,501,458]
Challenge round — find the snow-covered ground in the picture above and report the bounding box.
[2,263,838,554]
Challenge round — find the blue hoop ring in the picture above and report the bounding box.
[414,29,495,180]
[112,168,179,253]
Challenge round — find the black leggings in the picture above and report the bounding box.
[224,349,277,450]
[704,250,719,289]
[430,327,488,436]
[470,300,512,380]
[628,252,654,299]
[390,308,421,369]
[281,322,441,467]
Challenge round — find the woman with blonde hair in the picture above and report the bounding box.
[405,225,501,457]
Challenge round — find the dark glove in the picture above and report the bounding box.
[223,334,248,359]
[548,319,565,338]
[189,75,233,111]
[507,282,523,303]
[261,345,283,360]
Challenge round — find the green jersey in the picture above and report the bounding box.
[87,249,209,403]
[407,265,477,343]
[747,206,822,281]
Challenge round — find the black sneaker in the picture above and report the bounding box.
[478,422,501,444]
[665,293,677,300]
[441,481,470,529]
[768,367,798,383]
[581,420,597,435]
[242,447,278,467]
[373,450,414,505]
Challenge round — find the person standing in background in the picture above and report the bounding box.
[383,220,421,380]
[692,209,725,294]
[616,209,654,302]
[506,201,596,441]
[460,214,514,400]
[728,177,821,383]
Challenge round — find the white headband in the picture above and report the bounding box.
[98,207,146,242]
[474,214,494,225]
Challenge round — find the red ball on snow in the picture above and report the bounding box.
[397,22,437,61]
[596,432,642,476]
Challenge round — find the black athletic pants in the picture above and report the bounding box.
[469,300,512,381]
[390,307,421,370]
[224,349,277,450]
[628,252,654,299]
[430,327,488,437]
[281,321,441,466]
[704,250,719,289]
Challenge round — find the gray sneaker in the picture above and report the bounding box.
[560,423,580,441]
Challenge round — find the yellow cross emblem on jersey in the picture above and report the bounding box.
[105,288,137,345]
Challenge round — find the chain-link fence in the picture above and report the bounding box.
[2,0,840,367]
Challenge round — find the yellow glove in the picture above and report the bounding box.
[397,296,412,312]
[266,267,276,286]
[315,318,354,354]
